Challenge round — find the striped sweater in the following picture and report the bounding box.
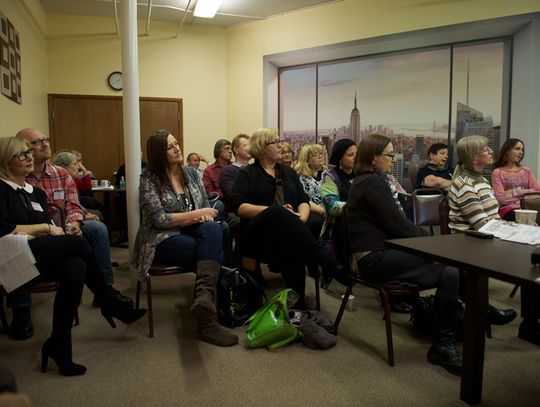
[448,169,500,231]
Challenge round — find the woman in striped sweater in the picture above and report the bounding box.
[448,135,540,346]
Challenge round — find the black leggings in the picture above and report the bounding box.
[27,235,110,342]
[238,206,337,299]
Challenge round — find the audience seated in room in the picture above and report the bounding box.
[491,138,540,221]
[132,129,237,347]
[0,137,145,376]
[229,128,341,308]
[416,143,454,191]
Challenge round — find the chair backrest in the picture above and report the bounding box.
[412,188,444,227]
[520,192,540,224]
[438,196,451,235]
[47,202,66,230]
[408,161,419,190]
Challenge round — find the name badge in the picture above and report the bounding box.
[31,201,44,212]
[53,190,64,200]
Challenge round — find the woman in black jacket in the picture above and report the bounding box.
[347,134,461,373]
[0,137,145,376]
[229,128,339,307]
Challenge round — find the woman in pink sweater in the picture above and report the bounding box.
[491,138,540,221]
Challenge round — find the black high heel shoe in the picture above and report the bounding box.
[41,337,87,376]
[100,302,147,328]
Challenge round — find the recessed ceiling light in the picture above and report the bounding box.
[193,0,223,18]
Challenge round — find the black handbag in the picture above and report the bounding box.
[217,266,267,328]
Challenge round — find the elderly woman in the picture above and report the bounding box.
[229,128,340,308]
[448,135,539,345]
[348,134,461,372]
[132,130,237,347]
[280,142,295,167]
[491,138,540,221]
[52,151,101,221]
[0,137,145,376]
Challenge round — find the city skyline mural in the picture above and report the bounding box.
[279,40,506,187]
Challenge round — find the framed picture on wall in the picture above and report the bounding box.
[0,9,21,104]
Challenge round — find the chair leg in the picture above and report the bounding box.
[135,280,141,309]
[314,277,321,311]
[486,323,492,339]
[379,288,395,367]
[146,278,154,338]
[509,284,519,298]
[334,283,354,331]
[0,297,9,334]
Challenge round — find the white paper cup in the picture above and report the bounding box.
[100,180,111,188]
[341,294,355,311]
[515,209,537,226]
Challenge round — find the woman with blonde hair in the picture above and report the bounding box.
[229,129,340,307]
[280,142,295,167]
[0,137,145,376]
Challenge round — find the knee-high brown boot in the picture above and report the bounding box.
[190,260,238,346]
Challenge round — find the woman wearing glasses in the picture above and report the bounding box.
[0,137,145,376]
[229,128,340,308]
[279,142,295,167]
[348,134,462,373]
[448,135,540,345]
[132,130,237,347]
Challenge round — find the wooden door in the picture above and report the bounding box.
[48,94,183,181]
[48,95,122,181]
[139,98,183,161]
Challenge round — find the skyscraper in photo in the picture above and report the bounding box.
[456,102,495,150]
[392,153,404,184]
[348,92,361,144]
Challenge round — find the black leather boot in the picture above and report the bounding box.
[487,304,517,325]
[427,297,462,374]
[9,306,34,341]
[41,336,86,376]
[100,286,146,328]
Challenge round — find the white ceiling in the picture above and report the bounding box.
[39,0,340,27]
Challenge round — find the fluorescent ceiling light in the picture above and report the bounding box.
[193,0,223,18]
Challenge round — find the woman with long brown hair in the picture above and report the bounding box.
[132,130,237,347]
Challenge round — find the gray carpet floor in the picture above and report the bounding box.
[1,247,539,407]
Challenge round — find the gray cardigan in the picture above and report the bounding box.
[131,166,210,280]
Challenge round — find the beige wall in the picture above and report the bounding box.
[0,0,48,138]
[47,14,227,159]
[225,0,540,136]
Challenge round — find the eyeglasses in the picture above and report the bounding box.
[266,139,283,146]
[29,137,50,147]
[379,153,395,159]
[11,149,34,161]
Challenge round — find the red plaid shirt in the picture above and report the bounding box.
[26,161,84,223]
[202,162,225,198]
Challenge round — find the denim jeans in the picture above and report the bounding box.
[81,220,114,286]
[154,221,223,266]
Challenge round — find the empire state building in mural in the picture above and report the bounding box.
[348,92,361,144]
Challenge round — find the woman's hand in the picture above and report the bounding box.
[49,225,65,236]
[192,207,217,223]
[84,212,100,221]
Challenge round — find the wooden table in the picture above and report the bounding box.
[386,234,540,405]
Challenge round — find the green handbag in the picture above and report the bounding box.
[246,288,303,349]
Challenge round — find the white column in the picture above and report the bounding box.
[120,0,141,284]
